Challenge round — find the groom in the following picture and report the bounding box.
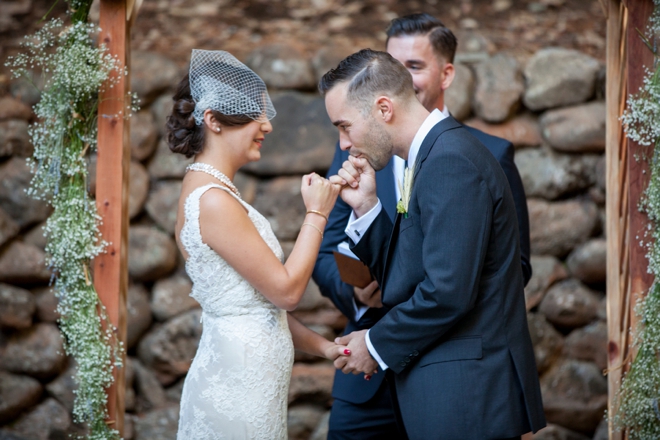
[313,14,532,439]
[321,49,546,439]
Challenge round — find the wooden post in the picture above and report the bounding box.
[606,1,656,438]
[624,0,655,328]
[94,0,130,434]
[605,2,627,439]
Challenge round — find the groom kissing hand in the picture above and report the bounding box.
[313,13,532,440]
[320,49,546,440]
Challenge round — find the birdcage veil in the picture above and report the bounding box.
[189,49,276,126]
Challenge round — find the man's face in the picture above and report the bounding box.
[325,83,393,171]
[387,34,447,112]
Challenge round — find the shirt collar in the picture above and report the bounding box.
[407,108,447,168]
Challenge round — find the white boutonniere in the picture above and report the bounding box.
[396,166,414,218]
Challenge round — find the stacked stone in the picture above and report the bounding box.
[0,87,82,438]
[456,48,608,440]
[0,45,608,440]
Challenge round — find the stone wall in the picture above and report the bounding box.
[0,44,608,440]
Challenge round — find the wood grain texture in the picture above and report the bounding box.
[606,1,655,438]
[606,2,626,439]
[626,0,655,330]
[94,0,130,434]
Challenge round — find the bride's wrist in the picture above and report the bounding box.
[304,213,327,228]
[321,340,335,360]
[306,209,329,222]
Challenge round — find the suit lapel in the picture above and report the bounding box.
[380,116,461,293]
[376,158,396,221]
[380,212,402,292]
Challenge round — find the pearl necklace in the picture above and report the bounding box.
[186,162,241,199]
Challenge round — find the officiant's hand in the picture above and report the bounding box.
[355,280,382,308]
[333,330,378,376]
[329,156,378,218]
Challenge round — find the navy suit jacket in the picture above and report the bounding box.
[351,117,545,438]
[312,123,531,405]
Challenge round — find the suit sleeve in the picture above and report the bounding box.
[312,143,359,320]
[497,141,532,285]
[367,151,493,374]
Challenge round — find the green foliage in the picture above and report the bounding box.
[612,284,660,439]
[613,2,660,438]
[5,2,127,438]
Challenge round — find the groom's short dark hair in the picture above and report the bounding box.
[318,49,414,114]
[386,13,458,64]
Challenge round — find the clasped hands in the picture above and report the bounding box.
[308,157,379,377]
[330,156,380,378]
[333,329,379,379]
[328,155,379,218]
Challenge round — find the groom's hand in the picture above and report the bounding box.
[329,156,378,218]
[333,330,378,375]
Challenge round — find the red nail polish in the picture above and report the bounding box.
[344,349,351,355]
[364,375,371,381]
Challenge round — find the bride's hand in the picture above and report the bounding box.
[324,342,351,362]
[301,173,340,217]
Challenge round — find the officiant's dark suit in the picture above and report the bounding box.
[313,126,531,437]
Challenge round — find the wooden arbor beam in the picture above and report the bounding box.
[606,0,655,438]
[605,2,628,439]
[94,0,131,434]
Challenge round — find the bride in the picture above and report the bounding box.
[168,50,347,439]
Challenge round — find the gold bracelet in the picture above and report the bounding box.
[306,210,329,222]
[302,222,324,239]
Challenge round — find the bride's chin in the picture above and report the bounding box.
[245,151,261,163]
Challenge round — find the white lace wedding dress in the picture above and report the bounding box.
[177,183,294,440]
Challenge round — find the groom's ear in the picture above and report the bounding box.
[374,96,394,123]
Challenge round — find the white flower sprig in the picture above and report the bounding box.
[396,165,414,218]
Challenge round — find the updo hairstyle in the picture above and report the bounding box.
[165,74,254,158]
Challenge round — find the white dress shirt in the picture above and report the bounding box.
[344,108,447,370]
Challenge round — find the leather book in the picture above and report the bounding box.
[333,242,373,288]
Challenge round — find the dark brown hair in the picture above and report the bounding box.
[318,49,414,113]
[166,74,253,158]
[385,13,458,64]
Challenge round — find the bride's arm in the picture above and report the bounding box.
[287,314,349,360]
[198,174,339,311]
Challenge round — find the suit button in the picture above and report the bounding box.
[400,361,407,367]
[405,358,411,364]
[412,350,419,357]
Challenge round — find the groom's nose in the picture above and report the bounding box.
[339,133,352,152]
